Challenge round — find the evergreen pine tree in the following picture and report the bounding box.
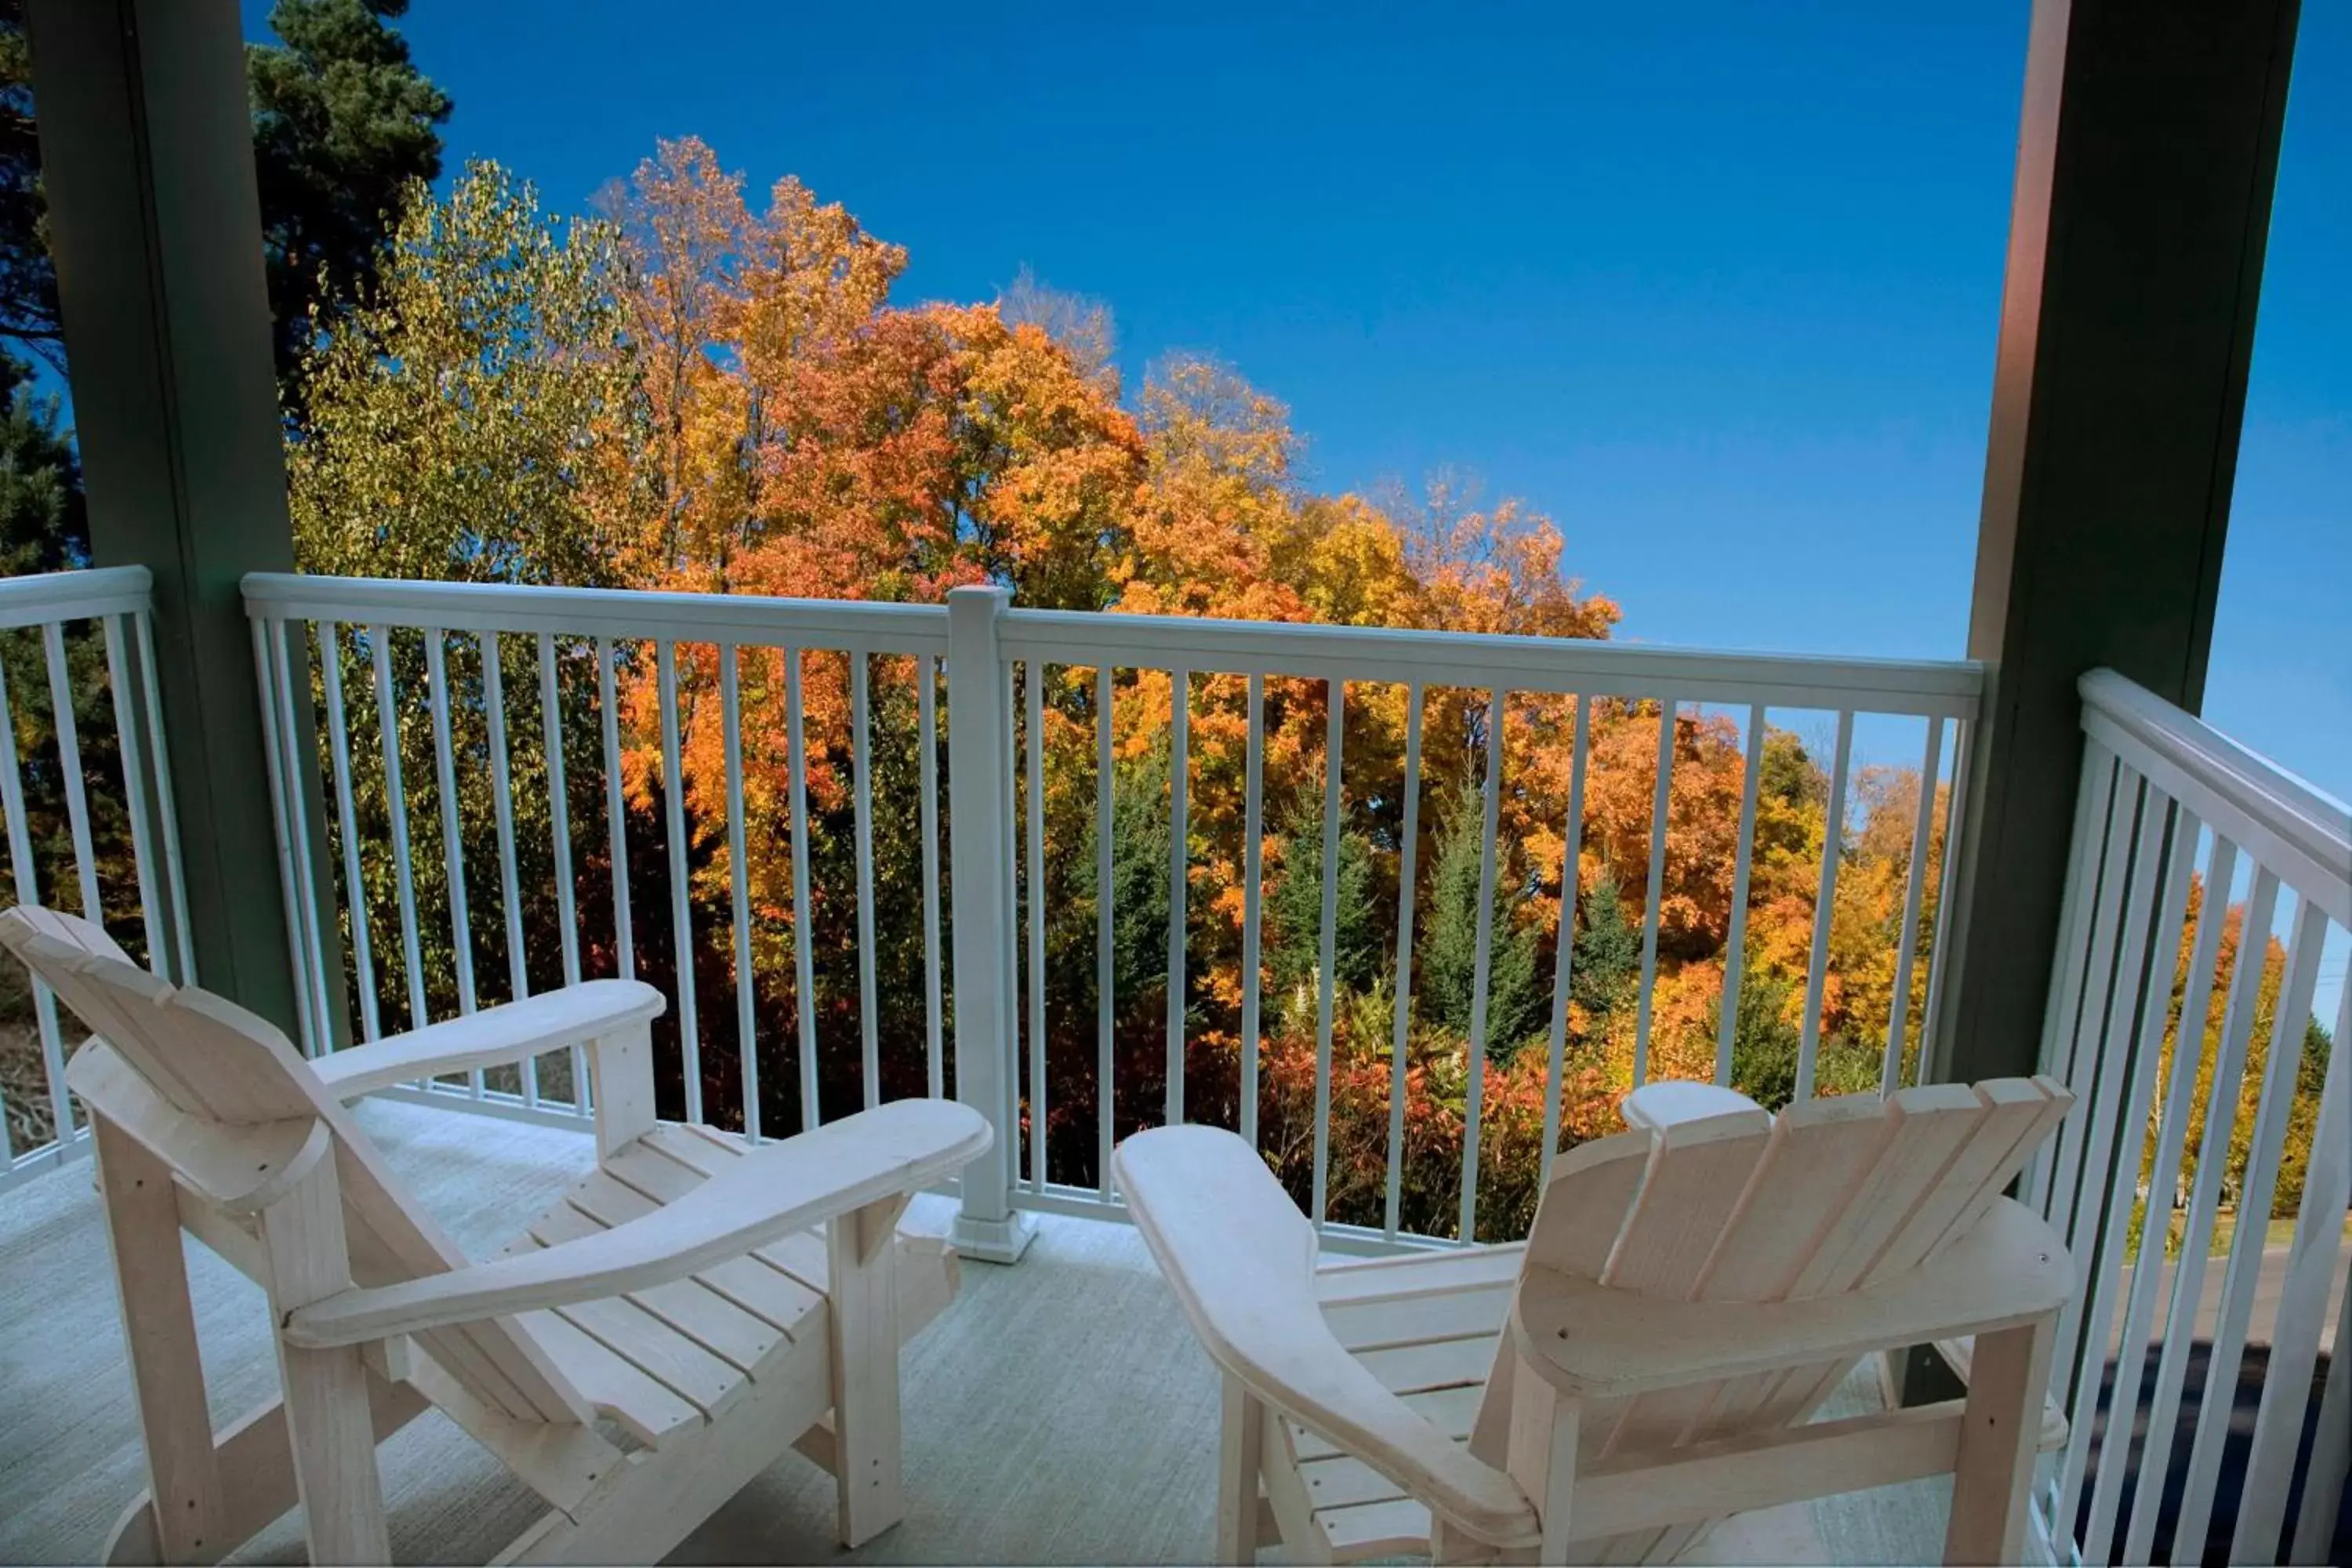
[0,350,81,571]
[249,0,453,389]
[1266,798,1378,1028]
[1569,874,1639,1021]
[1420,788,1543,1057]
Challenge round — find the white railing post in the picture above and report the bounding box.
[946,586,1036,1263]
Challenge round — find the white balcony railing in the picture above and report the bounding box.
[241,572,1985,1254]
[2031,670,2352,1566]
[13,563,2346,1563]
[0,566,190,1191]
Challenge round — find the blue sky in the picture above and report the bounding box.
[245,1,2348,913]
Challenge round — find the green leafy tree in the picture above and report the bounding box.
[288,162,646,1062]
[2273,1013,2332,1218]
[289,160,643,585]
[1420,788,1543,1056]
[249,0,452,388]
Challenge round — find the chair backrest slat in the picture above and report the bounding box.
[1,906,592,1427]
[1867,1076,2064,1286]
[1597,1108,1775,1297]
[1693,1093,1903,1304]
[1786,1082,1986,1301]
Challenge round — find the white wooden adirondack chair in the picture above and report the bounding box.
[1115,1076,2077,1566]
[1,904,991,1566]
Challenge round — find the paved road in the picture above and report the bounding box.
[2100,1241,2348,1354]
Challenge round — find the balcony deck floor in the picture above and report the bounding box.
[0,1098,1946,1565]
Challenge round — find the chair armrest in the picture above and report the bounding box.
[312,980,666,1101]
[1114,1125,1540,1550]
[1621,1080,1766,1131]
[283,1098,989,1348]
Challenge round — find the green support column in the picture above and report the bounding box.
[1934,0,2300,1088]
[26,0,305,1030]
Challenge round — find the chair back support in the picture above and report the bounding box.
[0,905,592,1425]
[1516,1076,2072,1559]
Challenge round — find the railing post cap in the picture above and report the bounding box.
[946,583,1012,612]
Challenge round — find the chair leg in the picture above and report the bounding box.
[1503,1356,1581,1565]
[259,1157,389,1566]
[1943,1315,2056,1566]
[827,1195,907,1548]
[1216,1374,1265,1564]
[93,1116,222,1564]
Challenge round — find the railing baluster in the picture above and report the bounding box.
[654,640,698,1121]
[2025,747,2117,1216]
[41,622,101,924]
[786,645,818,1131]
[0,650,70,1146]
[1097,665,1119,1193]
[2045,750,2138,1255]
[855,655,880,1113]
[481,634,533,1102]
[1632,697,1677,1087]
[1025,662,1046,1185]
[2056,795,2192,1548]
[720,644,757,1140]
[270,621,336,1057]
[2083,829,2234,1563]
[425,633,479,1101]
[1238,673,1264,1156]
[318,624,379,1040]
[597,637,633,982]
[1459,688,1505,1243]
[1385,684,1425,1240]
[2285,982,2352,1564]
[1312,680,1345,1229]
[132,610,194,984]
[541,633,586,1111]
[1002,661,1020,1168]
[2053,769,2156,1263]
[1793,709,1853,1102]
[1881,716,1944,1094]
[371,627,428,1030]
[2172,894,2328,1555]
[1166,665,1189,1127]
[251,619,321,1060]
[1715,703,1766,1087]
[920,655,942,1101]
[1541,695,1589,1188]
[1912,717,1971,1086]
[2123,864,2280,1565]
[100,614,165,982]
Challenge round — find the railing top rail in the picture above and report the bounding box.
[0,564,154,629]
[241,572,952,654]
[2081,667,2352,927]
[1000,606,1986,717]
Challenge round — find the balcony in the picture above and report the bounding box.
[0,564,2345,1565]
[0,1094,1955,1565]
